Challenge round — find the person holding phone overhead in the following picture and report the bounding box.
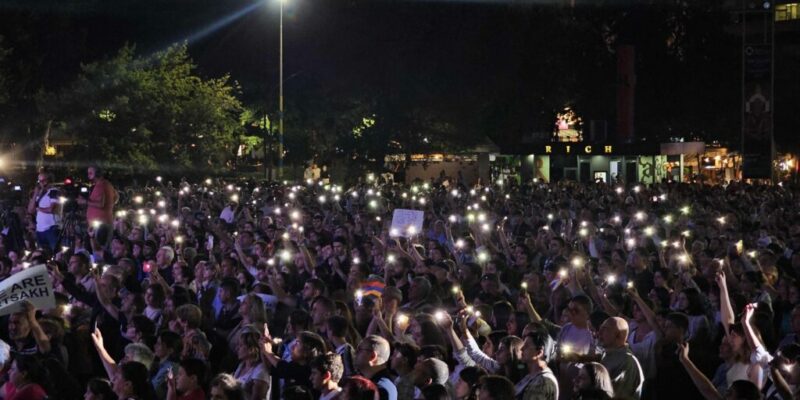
[27,170,61,253]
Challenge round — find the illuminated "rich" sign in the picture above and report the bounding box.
[543,145,614,154]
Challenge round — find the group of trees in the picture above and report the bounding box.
[37,45,245,172]
[0,0,774,177]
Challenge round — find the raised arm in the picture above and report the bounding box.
[438,313,467,353]
[767,358,794,399]
[299,244,316,275]
[90,325,118,379]
[627,286,664,338]
[367,303,394,340]
[267,271,297,308]
[27,186,42,215]
[677,342,723,400]
[96,286,121,321]
[259,328,282,368]
[463,329,500,373]
[497,224,513,261]
[716,270,735,336]
[517,288,543,323]
[20,302,51,355]
[441,312,477,368]
[149,266,174,297]
[740,303,765,356]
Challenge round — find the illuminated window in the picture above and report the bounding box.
[776,3,800,21]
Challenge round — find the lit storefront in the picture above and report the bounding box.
[498,142,665,184]
[385,140,499,185]
[661,141,742,183]
[496,141,743,184]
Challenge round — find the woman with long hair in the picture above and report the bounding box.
[233,327,271,400]
[722,323,763,389]
[334,300,363,346]
[453,366,486,400]
[505,311,531,337]
[409,314,449,352]
[469,335,526,383]
[144,284,166,324]
[673,288,711,340]
[112,362,154,400]
[491,301,515,333]
[209,374,246,400]
[84,378,117,400]
[228,294,268,352]
[445,308,526,384]
[5,355,49,400]
[718,273,765,389]
[573,362,614,399]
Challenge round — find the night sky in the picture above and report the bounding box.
[1,0,798,148]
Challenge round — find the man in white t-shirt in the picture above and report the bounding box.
[556,295,595,400]
[219,201,236,225]
[27,172,61,252]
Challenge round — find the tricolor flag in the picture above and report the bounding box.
[360,280,386,298]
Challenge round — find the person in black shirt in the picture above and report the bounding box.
[261,330,327,397]
[654,312,704,400]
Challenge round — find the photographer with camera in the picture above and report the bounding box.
[27,171,61,253]
[76,165,117,250]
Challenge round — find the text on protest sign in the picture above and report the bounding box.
[0,264,56,316]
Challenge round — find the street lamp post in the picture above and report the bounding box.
[278,0,285,179]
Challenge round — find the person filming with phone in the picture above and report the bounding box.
[77,165,117,249]
[27,170,61,253]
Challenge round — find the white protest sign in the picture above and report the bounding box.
[390,209,425,237]
[0,264,56,316]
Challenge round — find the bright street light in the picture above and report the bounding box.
[277,0,286,177]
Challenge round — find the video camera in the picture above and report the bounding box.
[0,178,24,208]
[53,177,91,213]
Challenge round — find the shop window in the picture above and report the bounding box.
[776,3,800,21]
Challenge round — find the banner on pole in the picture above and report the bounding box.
[0,264,56,316]
[742,44,773,179]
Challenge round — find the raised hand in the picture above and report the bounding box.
[260,332,273,355]
[90,323,104,350]
[742,303,757,324]
[676,341,690,363]
[437,312,454,330]
[625,284,640,299]
[715,270,726,289]
[372,302,384,322]
[20,301,36,322]
[48,262,64,283]
[263,321,272,342]
[166,367,175,391]
[517,288,533,311]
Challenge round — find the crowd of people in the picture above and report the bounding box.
[1,166,799,400]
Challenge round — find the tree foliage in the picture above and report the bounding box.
[38,43,244,173]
